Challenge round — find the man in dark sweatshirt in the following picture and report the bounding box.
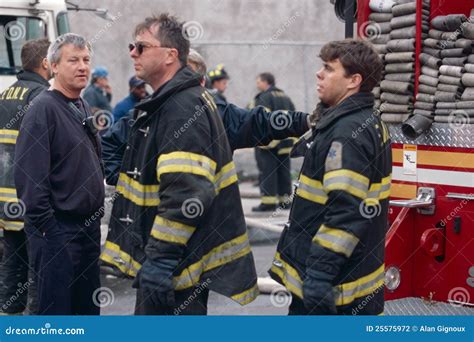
[14,33,105,315]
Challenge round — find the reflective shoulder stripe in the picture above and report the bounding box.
[175,233,252,290]
[323,169,370,199]
[313,224,360,258]
[277,147,292,155]
[116,173,159,206]
[296,174,328,205]
[367,174,392,200]
[261,196,279,204]
[150,215,196,245]
[0,129,19,144]
[0,219,24,231]
[215,161,238,192]
[231,284,259,306]
[269,252,303,298]
[157,151,217,183]
[99,241,142,277]
[260,139,280,149]
[334,264,385,306]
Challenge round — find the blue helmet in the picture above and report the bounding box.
[91,66,109,79]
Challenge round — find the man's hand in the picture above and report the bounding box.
[303,269,337,315]
[133,258,179,307]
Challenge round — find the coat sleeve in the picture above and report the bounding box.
[14,103,58,232]
[306,133,375,281]
[222,104,309,150]
[145,107,217,261]
[101,111,132,185]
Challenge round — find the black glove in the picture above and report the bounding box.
[133,258,179,307]
[303,268,337,315]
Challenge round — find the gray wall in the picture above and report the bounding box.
[68,0,346,113]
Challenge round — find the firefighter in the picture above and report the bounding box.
[207,64,229,105]
[101,49,312,186]
[0,38,51,315]
[83,66,113,113]
[269,39,391,315]
[14,33,105,315]
[102,14,258,315]
[251,73,296,212]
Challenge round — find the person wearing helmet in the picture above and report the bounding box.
[207,64,229,105]
[83,66,112,113]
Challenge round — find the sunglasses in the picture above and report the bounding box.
[128,42,169,55]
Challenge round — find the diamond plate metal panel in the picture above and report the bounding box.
[385,297,474,315]
[388,123,474,148]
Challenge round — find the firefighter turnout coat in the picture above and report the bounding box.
[101,67,258,305]
[269,92,392,314]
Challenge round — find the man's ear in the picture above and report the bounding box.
[348,73,363,91]
[41,58,49,70]
[165,48,179,65]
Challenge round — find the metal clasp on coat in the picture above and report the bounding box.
[126,167,141,179]
[138,126,150,137]
[119,214,134,225]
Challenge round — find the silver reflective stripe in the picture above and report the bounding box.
[232,285,259,305]
[315,230,359,257]
[0,133,18,140]
[215,166,237,189]
[116,178,159,201]
[151,223,194,241]
[0,192,18,200]
[102,246,140,274]
[324,176,369,194]
[334,269,385,305]
[158,159,215,176]
[298,181,327,198]
[367,182,391,199]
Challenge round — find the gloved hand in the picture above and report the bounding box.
[303,268,337,315]
[133,258,179,307]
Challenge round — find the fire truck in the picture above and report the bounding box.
[332,0,474,311]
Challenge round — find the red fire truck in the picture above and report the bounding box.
[349,0,474,310]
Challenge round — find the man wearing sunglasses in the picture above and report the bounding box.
[102,13,258,315]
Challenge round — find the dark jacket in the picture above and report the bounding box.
[269,93,392,315]
[112,93,141,122]
[101,91,309,185]
[100,67,258,305]
[0,71,50,231]
[14,90,105,231]
[251,86,297,154]
[83,84,112,113]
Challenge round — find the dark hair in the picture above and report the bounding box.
[134,13,189,66]
[258,72,275,86]
[319,39,382,92]
[21,38,50,72]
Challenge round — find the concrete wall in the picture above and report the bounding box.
[68,0,346,113]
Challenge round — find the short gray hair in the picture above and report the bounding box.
[47,33,92,64]
[187,49,207,78]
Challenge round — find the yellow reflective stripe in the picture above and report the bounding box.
[334,264,385,306]
[0,187,19,203]
[367,174,392,200]
[261,196,279,204]
[323,169,369,199]
[175,233,252,290]
[0,129,18,144]
[277,147,292,155]
[296,174,328,205]
[99,241,142,277]
[116,173,159,206]
[231,284,259,305]
[260,139,280,149]
[215,161,238,192]
[313,224,359,258]
[0,219,23,231]
[157,152,217,183]
[270,252,303,298]
[150,215,196,245]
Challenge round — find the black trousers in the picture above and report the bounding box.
[255,148,292,204]
[0,229,34,314]
[26,219,101,315]
[135,286,209,315]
